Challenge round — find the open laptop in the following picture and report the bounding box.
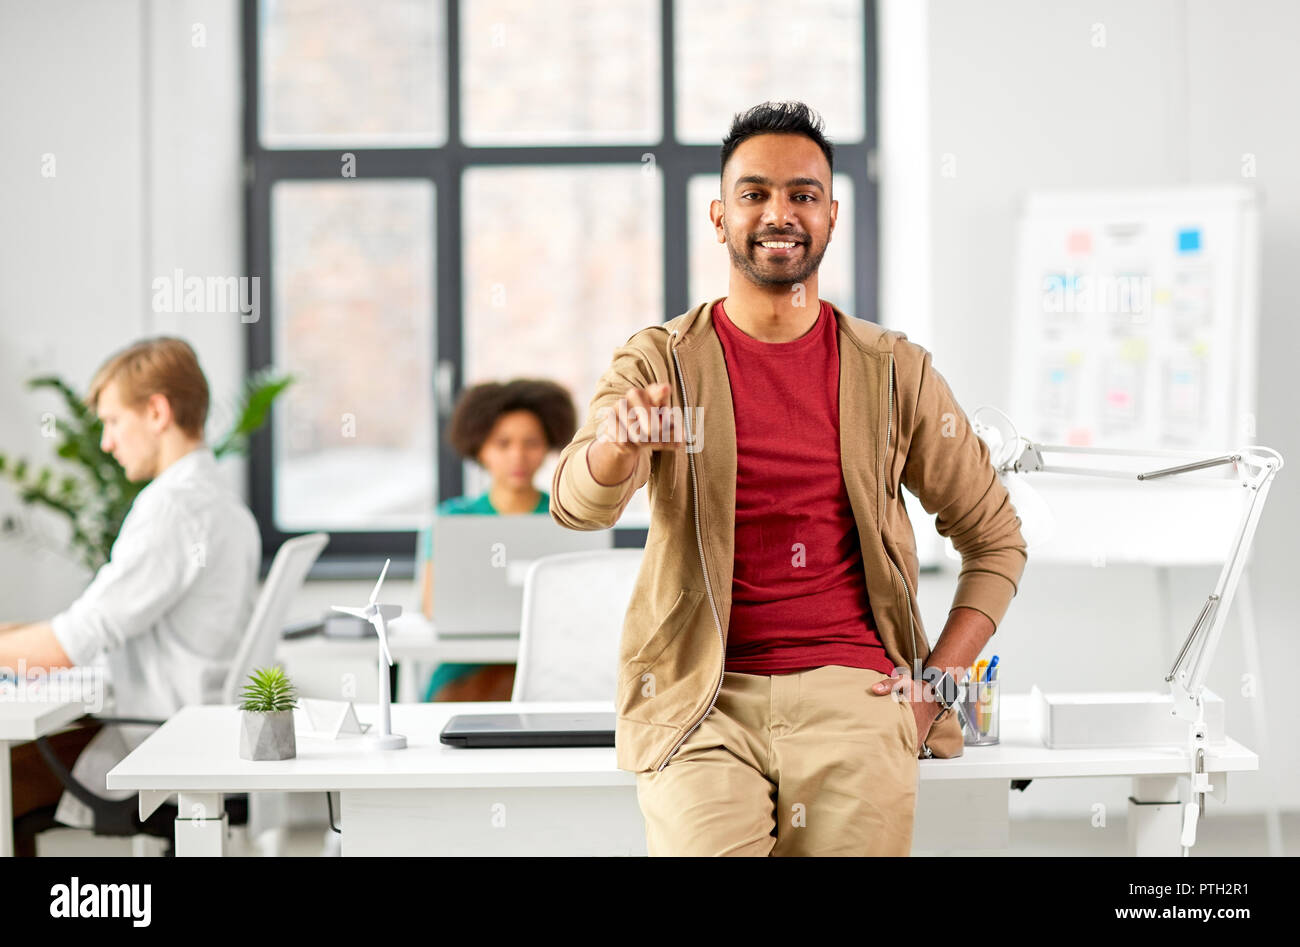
[440,711,616,748]
[432,513,613,636]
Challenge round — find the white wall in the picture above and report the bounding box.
[921,0,1300,819]
[1,0,147,616]
[1,0,245,614]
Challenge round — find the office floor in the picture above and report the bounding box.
[34,813,1293,856]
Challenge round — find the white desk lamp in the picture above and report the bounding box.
[331,558,407,750]
[969,407,1283,853]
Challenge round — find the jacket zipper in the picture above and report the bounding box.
[885,354,895,500]
[883,348,925,754]
[883,353,919,676]
[656,332,726,772]
[892,551,931,758]
[889,556,919,679]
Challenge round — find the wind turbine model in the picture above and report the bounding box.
[332,558,407,749]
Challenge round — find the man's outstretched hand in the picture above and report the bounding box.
[587,381,682,486]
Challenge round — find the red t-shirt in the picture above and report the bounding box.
[713,298,895,678]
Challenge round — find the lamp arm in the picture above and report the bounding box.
[989,424,1282,850]
[1138,454,1243,480]
[1010,441,1249,480]
[1166,453,1282,720]
[1004,438,1283,721]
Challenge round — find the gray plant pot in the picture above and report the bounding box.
[239,709,297,761]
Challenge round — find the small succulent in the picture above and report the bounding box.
[239,666,298,713]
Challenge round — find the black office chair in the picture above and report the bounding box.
[12,716,249,857]
[12,532,330,856]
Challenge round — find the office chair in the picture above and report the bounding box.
[512,548,645,702]
[13,531,330,856]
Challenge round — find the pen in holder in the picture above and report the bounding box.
[961,675,1000,745]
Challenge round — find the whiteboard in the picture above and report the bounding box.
[991,187,1263,568]
[1009,187,1260,453]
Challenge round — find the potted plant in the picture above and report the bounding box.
[0,368,293,572]
[238,666,299,761]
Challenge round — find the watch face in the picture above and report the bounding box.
[923,667,959,707]
[938,674,960,706]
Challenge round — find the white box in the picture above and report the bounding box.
[1032,686,1226,748]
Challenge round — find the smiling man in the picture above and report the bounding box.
[1,338,260,849]
[551,101,1028,856]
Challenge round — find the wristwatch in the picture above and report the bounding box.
[920,665,960,724]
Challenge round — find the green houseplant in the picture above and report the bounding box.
[238,666,299,761]
[0,368,293,572]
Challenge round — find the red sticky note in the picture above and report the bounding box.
[1066,230,1092,255]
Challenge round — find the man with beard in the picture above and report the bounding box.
[551,101,1027,856]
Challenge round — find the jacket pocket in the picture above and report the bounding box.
[620,588,704,682]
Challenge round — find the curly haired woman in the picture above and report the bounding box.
[421,378,576,701]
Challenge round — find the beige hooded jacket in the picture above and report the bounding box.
[551,297,1028,772]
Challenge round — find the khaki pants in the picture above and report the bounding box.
[635,665,918,856]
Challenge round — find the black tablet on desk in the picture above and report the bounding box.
[440,712,616,748]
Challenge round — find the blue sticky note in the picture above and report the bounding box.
[1177,228,1201,253]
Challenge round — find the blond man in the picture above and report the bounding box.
[1,338,260,845]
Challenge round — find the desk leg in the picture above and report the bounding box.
[0,740,12,857]
[174,792,228,857]
[1128,776,1183,856]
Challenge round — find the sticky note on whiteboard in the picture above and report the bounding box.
[1177,227,1201,253]
[1066,230,1092,255]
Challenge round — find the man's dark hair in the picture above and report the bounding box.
[720,101,834,182]
[447,378,577,461]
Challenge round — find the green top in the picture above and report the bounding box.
[436,491,550,515]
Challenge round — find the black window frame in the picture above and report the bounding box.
[241,0,879,577]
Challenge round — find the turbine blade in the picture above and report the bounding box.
[369,557,392,605]
[331,606,369,619]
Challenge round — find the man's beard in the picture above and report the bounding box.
[726,229,830,288]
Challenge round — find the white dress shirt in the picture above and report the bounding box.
[50,445,261,828]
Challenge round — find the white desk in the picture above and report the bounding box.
[106,694,1258,857]
[0,699,90,857]
[275,616,518,703]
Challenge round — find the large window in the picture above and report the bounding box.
[244,0,878,571]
